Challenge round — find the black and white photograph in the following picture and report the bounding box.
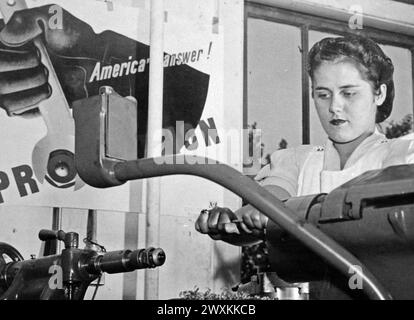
[0,0,413,308]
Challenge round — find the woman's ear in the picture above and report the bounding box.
[375,84,387,106]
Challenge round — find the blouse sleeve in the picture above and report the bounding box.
[254,148,300,197]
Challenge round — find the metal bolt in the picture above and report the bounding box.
[7,0,16,6]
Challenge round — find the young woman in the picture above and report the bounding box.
[195,34,414,246]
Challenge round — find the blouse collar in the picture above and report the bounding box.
[323,128,387,171]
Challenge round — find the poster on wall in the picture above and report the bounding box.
[0,0,222,211]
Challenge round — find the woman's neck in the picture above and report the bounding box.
[332,130,374,170]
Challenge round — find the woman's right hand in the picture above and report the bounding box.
[195,205,267,246]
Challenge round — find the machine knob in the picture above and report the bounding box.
[38,229,66,241]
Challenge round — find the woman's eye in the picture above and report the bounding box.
[342,91,356,97]
[316,92,330,99]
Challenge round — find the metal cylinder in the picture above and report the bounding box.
[64,232,79,249]
[86,248,166,275]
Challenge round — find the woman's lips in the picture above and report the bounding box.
[330,119,348,126]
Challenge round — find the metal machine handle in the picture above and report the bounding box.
[38,229,66,242]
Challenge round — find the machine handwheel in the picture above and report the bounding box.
[0,242,24,265]
[0,242,24,297]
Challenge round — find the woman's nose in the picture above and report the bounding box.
[329,95,345,114]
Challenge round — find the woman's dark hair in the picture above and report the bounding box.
[308,35,394,123]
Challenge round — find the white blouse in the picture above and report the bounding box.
[255,131,414,196]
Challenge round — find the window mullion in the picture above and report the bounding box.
[301,24,310,144]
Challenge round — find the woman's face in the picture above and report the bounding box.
[312,60,385,144]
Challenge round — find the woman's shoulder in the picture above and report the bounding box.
[381,132,413,142]
[383,132,414,147]
[394,132,414,141]
[381,133,414,165]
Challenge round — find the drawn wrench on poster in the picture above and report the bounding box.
[0,0,78,188]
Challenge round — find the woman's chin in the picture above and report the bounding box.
[328,134,355,144]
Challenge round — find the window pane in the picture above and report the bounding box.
[247,18,302,168]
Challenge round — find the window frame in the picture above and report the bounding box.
[244,1,414,144]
